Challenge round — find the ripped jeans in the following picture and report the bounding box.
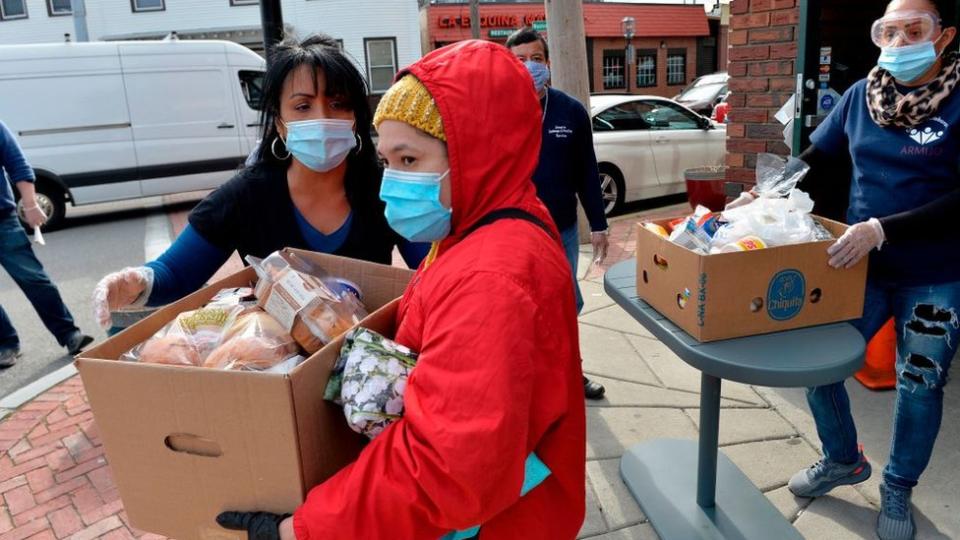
[806,277,960,490]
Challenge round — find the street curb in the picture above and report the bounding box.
[0,362,78,414]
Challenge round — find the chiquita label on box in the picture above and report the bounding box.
[767,269,806,321]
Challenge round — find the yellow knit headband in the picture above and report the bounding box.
[373,75,446,141]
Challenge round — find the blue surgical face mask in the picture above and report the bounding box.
[282,118,356,172]
[380,169,452,243]
[878,40,940,82]
[524,60,550,94]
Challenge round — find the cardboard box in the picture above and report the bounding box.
[76,251,413,540]
[636,217,867,342]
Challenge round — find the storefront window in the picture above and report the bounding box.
[602,51,625,90]
[667,49,687,86]
[636,50,656,88]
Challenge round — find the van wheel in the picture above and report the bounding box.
[18,181,66,232]
[599,164,625,216]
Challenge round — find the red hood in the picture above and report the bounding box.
[400,40,552,243]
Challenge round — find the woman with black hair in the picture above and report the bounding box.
[92,35,428,324]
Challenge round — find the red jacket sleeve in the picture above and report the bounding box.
[293,271,540,539]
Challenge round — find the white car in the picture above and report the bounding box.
[591,95,726,215]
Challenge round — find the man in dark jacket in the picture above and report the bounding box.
[508,28,610,400]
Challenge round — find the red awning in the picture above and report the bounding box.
[584,3,710,38]
[428,2,709,43]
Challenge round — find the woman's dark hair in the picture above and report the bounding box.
[253,34,381,209]
[929,0,957,24]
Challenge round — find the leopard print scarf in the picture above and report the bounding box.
[866,51,960,128]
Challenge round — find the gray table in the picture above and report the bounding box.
[603,259,865,540]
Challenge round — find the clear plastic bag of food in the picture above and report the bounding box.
[712,159,829,251]
[247,250,368,353]
[208,286,256,307]
[122,303,245,367]
[755,153,811,198]
[203,309,301,371]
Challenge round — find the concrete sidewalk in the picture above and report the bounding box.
[575,241,953,539]
[0,206,956,539]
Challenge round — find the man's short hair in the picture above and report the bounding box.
[505,27,549,60]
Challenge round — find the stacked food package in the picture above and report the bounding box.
[122,250,368,373]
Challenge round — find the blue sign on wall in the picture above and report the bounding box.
[820,94,835,111]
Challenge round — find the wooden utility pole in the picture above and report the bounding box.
[544,0,592,242]
[544,1,590,108]
[470,0,480,39]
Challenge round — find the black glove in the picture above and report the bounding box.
[216,511,290,540]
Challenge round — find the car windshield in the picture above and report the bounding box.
[678,82,725,103]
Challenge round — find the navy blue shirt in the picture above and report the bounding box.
[811,78,960,283]
[0,120,35,216]
[533,88,608,232]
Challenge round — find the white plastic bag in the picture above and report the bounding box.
[711,154,830,251]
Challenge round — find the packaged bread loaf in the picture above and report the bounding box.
[203,309,300,371]
[248,250,368,354]
[122,303,245,367]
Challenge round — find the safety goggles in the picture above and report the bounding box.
[871,10,941,47]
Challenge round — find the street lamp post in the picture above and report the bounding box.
[259,0,284,64]
[622,16,635,94]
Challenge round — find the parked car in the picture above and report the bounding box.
[590,95,726,215]
[674,71,729,117]
[0,40,266,229]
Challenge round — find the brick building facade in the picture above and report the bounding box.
[589,36,700,98]
[725,0,800,186]
[425,2,713,100]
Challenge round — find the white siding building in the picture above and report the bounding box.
[0,0,422,94]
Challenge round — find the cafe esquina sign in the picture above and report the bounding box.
[437,13,546,29]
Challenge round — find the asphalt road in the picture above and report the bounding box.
[0,198,198,398]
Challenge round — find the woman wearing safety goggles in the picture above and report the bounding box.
[727,1,960,539]
[873,9,954,81]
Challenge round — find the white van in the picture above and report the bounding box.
[0,40,266,228]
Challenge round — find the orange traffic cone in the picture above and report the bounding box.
[855,318,897,390]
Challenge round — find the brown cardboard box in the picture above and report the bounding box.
[636,217,867,342]
[76,251,413,540]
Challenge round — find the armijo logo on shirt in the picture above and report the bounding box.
[903,116,949,154]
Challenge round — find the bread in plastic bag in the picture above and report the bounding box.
[203,309,300,371]
[123,303,246,366]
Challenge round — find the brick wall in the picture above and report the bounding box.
[591,37,699,98]
[725,0,800,186]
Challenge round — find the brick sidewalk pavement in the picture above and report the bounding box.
[0,205,680,540]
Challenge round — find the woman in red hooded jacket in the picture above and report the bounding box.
[218,40,587,539]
